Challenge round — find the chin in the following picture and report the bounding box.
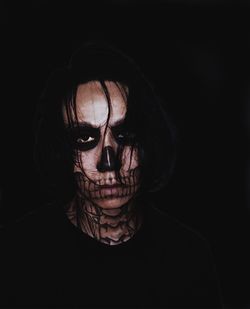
[93,195,133,209]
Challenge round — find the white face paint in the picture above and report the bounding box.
[63,81,140,209]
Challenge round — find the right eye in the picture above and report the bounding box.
[76,136,95,144]
[74,135,98,151]
[66,127,100,151]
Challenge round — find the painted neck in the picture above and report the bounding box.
[66,196,142,246]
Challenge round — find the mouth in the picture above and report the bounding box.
[98,184,124,189]
[95,184,124,195]
[90,183,132,200]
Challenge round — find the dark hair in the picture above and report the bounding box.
[33,41,177,204]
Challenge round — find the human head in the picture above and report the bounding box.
[34,41,176,207]
[62,80,140,209]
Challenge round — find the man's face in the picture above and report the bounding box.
[63,81,140,209]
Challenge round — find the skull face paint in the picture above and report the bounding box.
[62,81,140,210]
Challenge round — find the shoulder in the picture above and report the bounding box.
[146,204,207,242]
[2,203,65,245]
[144,205,223,308]
[145,204,214,261]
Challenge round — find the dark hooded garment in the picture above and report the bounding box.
[1,201,223,308]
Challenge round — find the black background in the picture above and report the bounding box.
[0,1,249,308]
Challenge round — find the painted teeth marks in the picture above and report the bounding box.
[75,167,140,200]
[70,167,141,245]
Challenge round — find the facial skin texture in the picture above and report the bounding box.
[63,81,142,245]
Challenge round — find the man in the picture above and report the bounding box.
[1,42,223,308]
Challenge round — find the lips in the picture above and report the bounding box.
[98,184,122,189]
[97,184,125,195]
[90,184,130,199]
[99,187,121,197]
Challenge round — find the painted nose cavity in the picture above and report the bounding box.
[97,146,121,172]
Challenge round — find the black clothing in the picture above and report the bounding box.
[1,203,223,308]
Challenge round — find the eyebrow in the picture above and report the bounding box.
[70,118,125,129]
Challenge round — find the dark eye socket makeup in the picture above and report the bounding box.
[66,120,136,151]
[66,125,100,151]
[111,124,136,146]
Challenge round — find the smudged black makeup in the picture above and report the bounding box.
[66,126,100,151]
[111,123,137,146]
[66,121,137,152]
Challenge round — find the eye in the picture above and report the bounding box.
[117,133,125,139]
[74,134,99,151]
[76,136,95,144]
[66,126,100,151]
[113,131,136,145]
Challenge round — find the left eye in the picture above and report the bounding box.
[114,131,136,145]
[117,134,125,139]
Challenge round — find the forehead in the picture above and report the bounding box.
[65,81,127,127]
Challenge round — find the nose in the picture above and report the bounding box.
[97,146,121,172]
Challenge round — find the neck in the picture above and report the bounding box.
[66,197,142,246]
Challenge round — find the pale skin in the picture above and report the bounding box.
[62,81,142,245]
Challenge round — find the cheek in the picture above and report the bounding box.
[73,149,98,173]
[121,147,139,171]
[73,146,140,174]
